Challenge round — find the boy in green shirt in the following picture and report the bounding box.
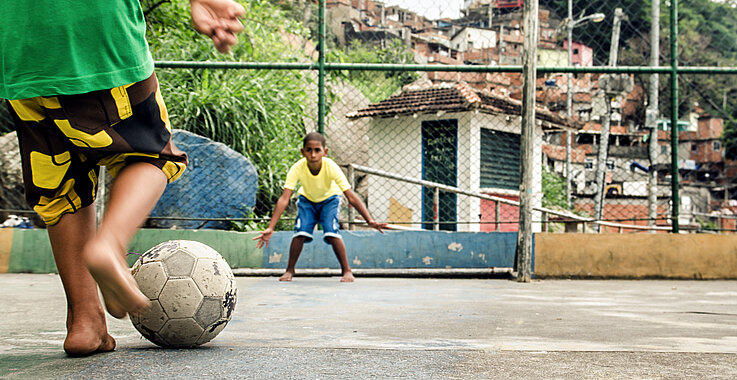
[1,0,245,356]
[254,132,387,282]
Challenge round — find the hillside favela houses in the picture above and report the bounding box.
[324,0,736,232]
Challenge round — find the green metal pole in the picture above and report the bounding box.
[318,0,326,135]
[670,0,680,233]
[153,61,737,76]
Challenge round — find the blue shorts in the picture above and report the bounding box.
[294,195,341,243]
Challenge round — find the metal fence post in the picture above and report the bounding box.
[95,168,106,226]
[433,187,440,231]
[347,164,355,230]
[495,201,501,232]
[317,0,326,135]
[669,0,680,233]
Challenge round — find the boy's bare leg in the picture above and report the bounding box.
[84,162,166,318]
[47,205,116,356]
[327,237,354,282]
[280,236,306,281]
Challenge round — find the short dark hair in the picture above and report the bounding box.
[303,131,326,147]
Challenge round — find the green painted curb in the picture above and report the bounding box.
[128,229,263,268]
[5,229,263,273]
[8,229,55,273]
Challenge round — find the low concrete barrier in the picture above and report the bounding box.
[1,229,735,279]
[0,229,517,273]
[534,233,737,279]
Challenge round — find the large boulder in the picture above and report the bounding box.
[148,130,258,229]
[0,132,34,223]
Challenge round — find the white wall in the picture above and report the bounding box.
[368,116,423,228]
[368,111,543,233]
[452,28,497,52]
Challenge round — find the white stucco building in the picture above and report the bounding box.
[347,82,577,232]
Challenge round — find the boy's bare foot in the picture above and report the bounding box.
[64,311,116,357]
[279,271,294,281]
[84,239,151,319]
[64,324,116,357]
[340,271,355,282]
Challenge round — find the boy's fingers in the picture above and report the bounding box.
[222,18,244,33]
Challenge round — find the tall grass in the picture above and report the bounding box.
[143,0,311,217]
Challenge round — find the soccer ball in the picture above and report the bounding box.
[130,240,237,348]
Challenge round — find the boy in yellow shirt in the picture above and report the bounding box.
[254,132,386,282]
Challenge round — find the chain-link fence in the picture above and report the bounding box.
[2,0,737,234]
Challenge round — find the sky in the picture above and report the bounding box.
[383,0,466,20]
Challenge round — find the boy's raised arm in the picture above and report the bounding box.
[253,188,293,248]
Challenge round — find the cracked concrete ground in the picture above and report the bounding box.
[1,274,736,379]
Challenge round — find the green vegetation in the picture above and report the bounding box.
[544,0,737,160]
[541,171,569,210]
[329,40,419,103]
[143,0,310,218]
[142,0,418,222]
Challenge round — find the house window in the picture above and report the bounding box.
[578,110,591,121]
[480,128,521,189]
[692,143,698,152]
[584,158,594,170]
[573,48,579,55]
[714,141,721,150]
[606,160,615,170]
[577,134,595,145]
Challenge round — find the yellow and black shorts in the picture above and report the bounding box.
[7,73,188,226]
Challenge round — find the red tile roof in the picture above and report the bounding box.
[542,144,588,163]
[347,82,581,130]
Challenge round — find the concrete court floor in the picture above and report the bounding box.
[1,274,736,379]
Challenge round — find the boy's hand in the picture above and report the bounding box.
[367,220,389,233]
[190,0,246,53]
[253,228,274,249]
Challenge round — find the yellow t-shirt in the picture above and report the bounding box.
[284,157,351,203]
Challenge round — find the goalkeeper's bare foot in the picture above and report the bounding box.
[340,271,355,282]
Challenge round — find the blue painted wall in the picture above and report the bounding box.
[262,230,521,269]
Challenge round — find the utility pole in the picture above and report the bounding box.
[515,0,538,282]
[565,0,573,209]
[499,25,505,65]
[647,0,660,232]
[593,8,624,232]
[487,0,493,29]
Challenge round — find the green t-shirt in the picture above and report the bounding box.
[0,1,154,100]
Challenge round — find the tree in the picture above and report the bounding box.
[541,0,650,65]
[329,39,419,103]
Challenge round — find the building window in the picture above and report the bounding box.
[573,48,579,55]
[577,133,595,145]
[480,128,521,189]
[606,160,615,170]
[584,158,594,170]
[714,141,721,150]
[692,143,698,152]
